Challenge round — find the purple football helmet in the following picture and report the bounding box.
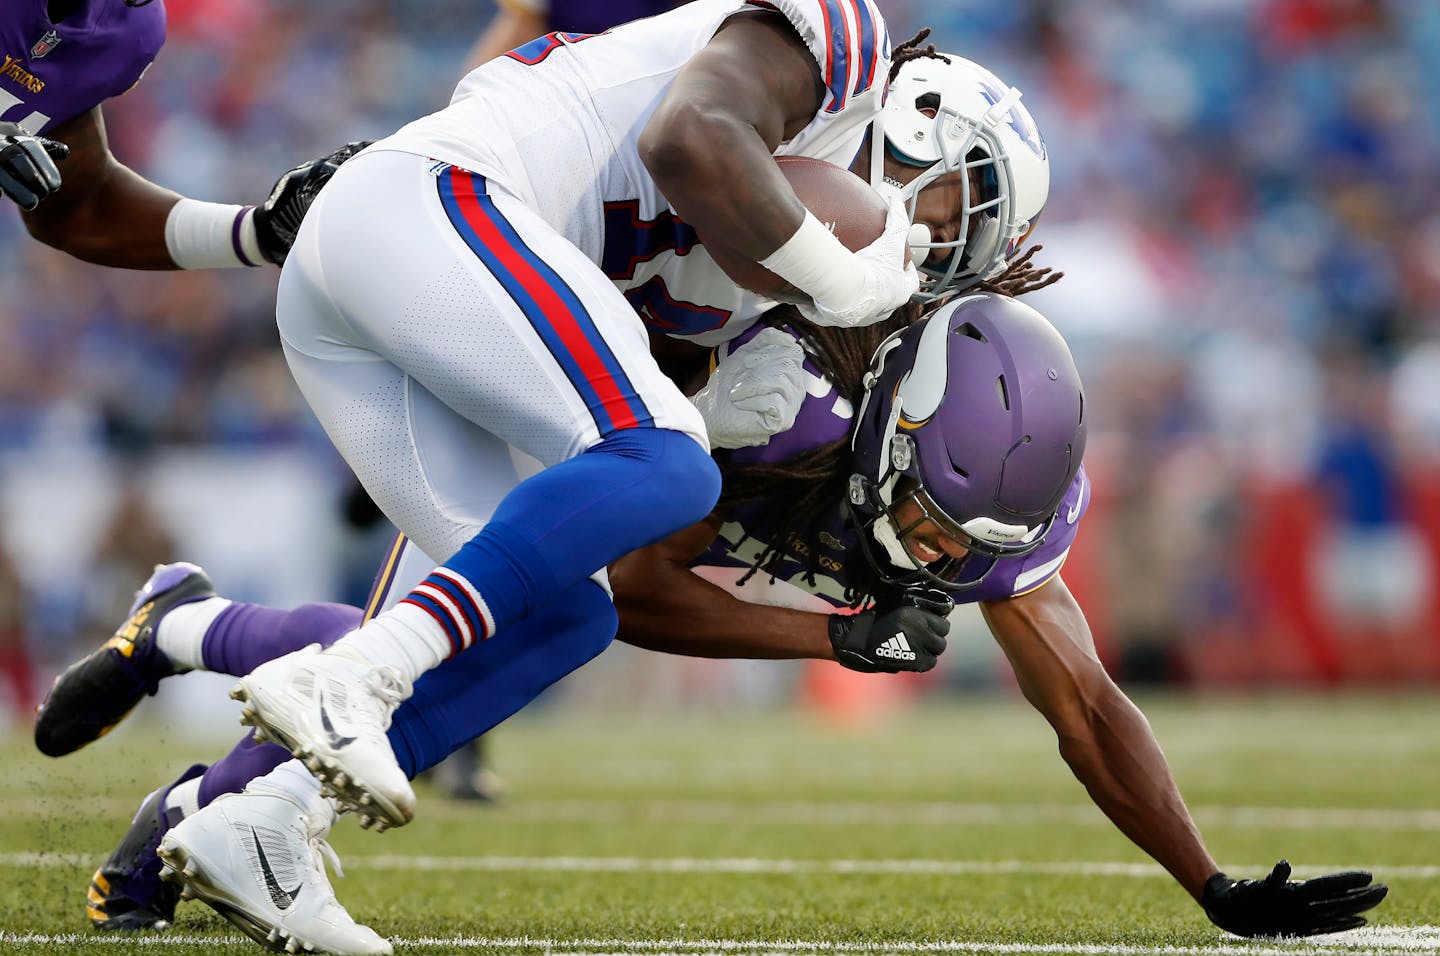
[848,292,1086,592]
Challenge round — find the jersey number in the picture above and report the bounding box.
[0,90,51,133]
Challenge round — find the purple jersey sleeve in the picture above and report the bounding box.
[545,0,686,34]
[720,323,853,468]
[1,0,165,134]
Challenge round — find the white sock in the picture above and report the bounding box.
[329,602,452,684]
[249,760,341,847]
[249,758,323,803]
[155,597,232,672]
[162,776,202,821]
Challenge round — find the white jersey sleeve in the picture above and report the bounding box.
[375,0,892,348]
[748,0,888,111]
[747,0,890,160]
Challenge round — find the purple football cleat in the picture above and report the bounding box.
[35,562,215,757]
[87,763,207,931]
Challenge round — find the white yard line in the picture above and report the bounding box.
[344,856,1440,880]
[3,852,1437,879]
[482,801,1440,833]
[8,797,1440,831]
[2,928,1439,954]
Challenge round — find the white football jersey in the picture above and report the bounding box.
[378,0,891,346]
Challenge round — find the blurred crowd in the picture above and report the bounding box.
[940,0,1440,683]
[1,0,1438,716]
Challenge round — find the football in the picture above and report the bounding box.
[707,155,890,298]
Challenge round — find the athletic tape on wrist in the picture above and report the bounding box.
[164,198,264,269]
[758,211,868,308]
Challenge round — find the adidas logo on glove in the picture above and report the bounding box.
[875,634,917,662]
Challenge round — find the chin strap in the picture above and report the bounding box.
[871,516,923,570]
[868,473,927,571]
[964,214,1003,279]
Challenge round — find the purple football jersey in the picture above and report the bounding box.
[0,0,165,135]
[546,0,688,35]
[697,324,1090,609]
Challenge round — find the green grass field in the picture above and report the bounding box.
[1,692,1436,955]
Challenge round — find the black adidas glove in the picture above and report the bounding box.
[1201,860,1388,938]
[828,588,951,674]
[0,121,68,211]
[253,140,373,265]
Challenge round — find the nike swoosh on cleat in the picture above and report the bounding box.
[250,828,302,910]
[319,695,356,750]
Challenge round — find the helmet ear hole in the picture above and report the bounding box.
[915,92,941,113]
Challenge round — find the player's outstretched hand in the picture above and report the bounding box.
[1202,860,1388,938]
[253,140,373,265]
[798,184,919,329]
[690,328,805,449]
[829,588,952,673]
[0,121,68,212]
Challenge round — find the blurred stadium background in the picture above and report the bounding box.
[2,0,1440,740]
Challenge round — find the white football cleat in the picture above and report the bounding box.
[231,644,416,830]
[157,786,391,955]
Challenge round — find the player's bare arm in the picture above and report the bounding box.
[15,107,367,269]
[612,514,948,672]
[639,10,822,263]
[17,107,182,268]
[983,576,1389,935]
[980,575,1220,900]
[611,515,835,661]
[641,9,916,329]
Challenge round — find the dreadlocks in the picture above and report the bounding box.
[715,248,1063,605]
[890,28,950,84]
[979,245,1063,298]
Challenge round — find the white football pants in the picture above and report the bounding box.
[276,149,708,567]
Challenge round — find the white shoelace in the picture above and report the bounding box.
[306,799,345,880]
[313,834,344,880]
[360,666,412,732]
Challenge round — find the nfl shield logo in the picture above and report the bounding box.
[31,30,61,59]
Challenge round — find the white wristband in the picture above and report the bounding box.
[164,198,265,269]
[758,210,868,308]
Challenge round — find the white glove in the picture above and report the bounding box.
[796,185,919,328]
[690,328,806,449]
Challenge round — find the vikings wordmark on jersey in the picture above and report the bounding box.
[0,0,164,134]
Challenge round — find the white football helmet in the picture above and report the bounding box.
[869,55,1050,301]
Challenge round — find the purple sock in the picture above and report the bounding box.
[197,735,292,808]
[193,603,365,810]
[200,602,363,676]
